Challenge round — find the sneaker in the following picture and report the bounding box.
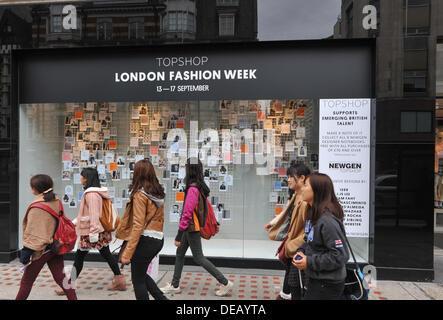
[160,282,181,294]
[215,280,233,297]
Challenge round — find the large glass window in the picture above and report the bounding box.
[19,98,369,262]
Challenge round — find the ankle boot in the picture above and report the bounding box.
[108,274,127,291]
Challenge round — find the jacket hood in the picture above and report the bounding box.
[141,189,164,208]
[83,187,111,199]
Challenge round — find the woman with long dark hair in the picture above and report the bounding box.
[116,160,168,300]
[55,168,126,295]
[161,158,233,297]
[16,174,77,300]
[292,173,349,300]
[266,163,310,300]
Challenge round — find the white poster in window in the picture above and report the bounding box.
[269,192,278,203]
[105,152,115,164]
[114,198,123,209]
[73,173,81,185]
[224,174,233,186]
[130,137,139,148]
[97,164,106,175]
[296,127,306,138]
[81,150,90,161]
[319,99,371,238]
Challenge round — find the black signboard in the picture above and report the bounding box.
[15,40,374,103]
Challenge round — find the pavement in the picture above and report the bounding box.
[0,248,442,301]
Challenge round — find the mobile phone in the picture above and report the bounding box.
[294,254,303,261]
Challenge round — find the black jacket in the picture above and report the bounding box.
[297,209,349,283]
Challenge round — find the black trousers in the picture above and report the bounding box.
[131,236,167,300]
[303,278,345,300]
[287,263,307,300]
[71,246,121,280]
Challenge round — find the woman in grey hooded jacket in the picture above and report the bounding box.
[293,173,349,300]
[116,160,168,300]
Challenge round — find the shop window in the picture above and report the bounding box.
[400,111,432,133]
[219,14,235,37]
[18,98,371,263]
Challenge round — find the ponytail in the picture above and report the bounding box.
[30,174,56,202]
[42,188,56,202]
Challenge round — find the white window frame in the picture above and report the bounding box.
[216,0,239,6]
[219,13,235,37]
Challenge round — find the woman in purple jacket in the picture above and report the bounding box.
[160,158,233,297]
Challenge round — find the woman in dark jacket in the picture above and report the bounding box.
[160,158,233,297]
[293,173,349,300]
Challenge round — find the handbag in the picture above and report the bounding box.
[336,220,369,300]
[276,237,290,265]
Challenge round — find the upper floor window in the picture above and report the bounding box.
[219,13,235,37]
[403,0,430,35]
[404,70,427,94]
[129,18,144,40]
[51,14,63,33]
[163,12,195,33]
[97,19,112,41]
[49,4,63,33]
[216,0,239,6]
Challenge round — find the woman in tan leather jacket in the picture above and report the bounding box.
[116,160,168,300]
[266,163,311,300]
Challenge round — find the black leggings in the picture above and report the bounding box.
[71,246,121,280]
[130,236,167,300]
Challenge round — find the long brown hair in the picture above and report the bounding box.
[129,160,165,199]
[306,173,344,225]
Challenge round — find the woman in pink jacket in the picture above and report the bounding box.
[55,168,126,295]
[160,158,233,297]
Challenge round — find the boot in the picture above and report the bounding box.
[108,274,127,291]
